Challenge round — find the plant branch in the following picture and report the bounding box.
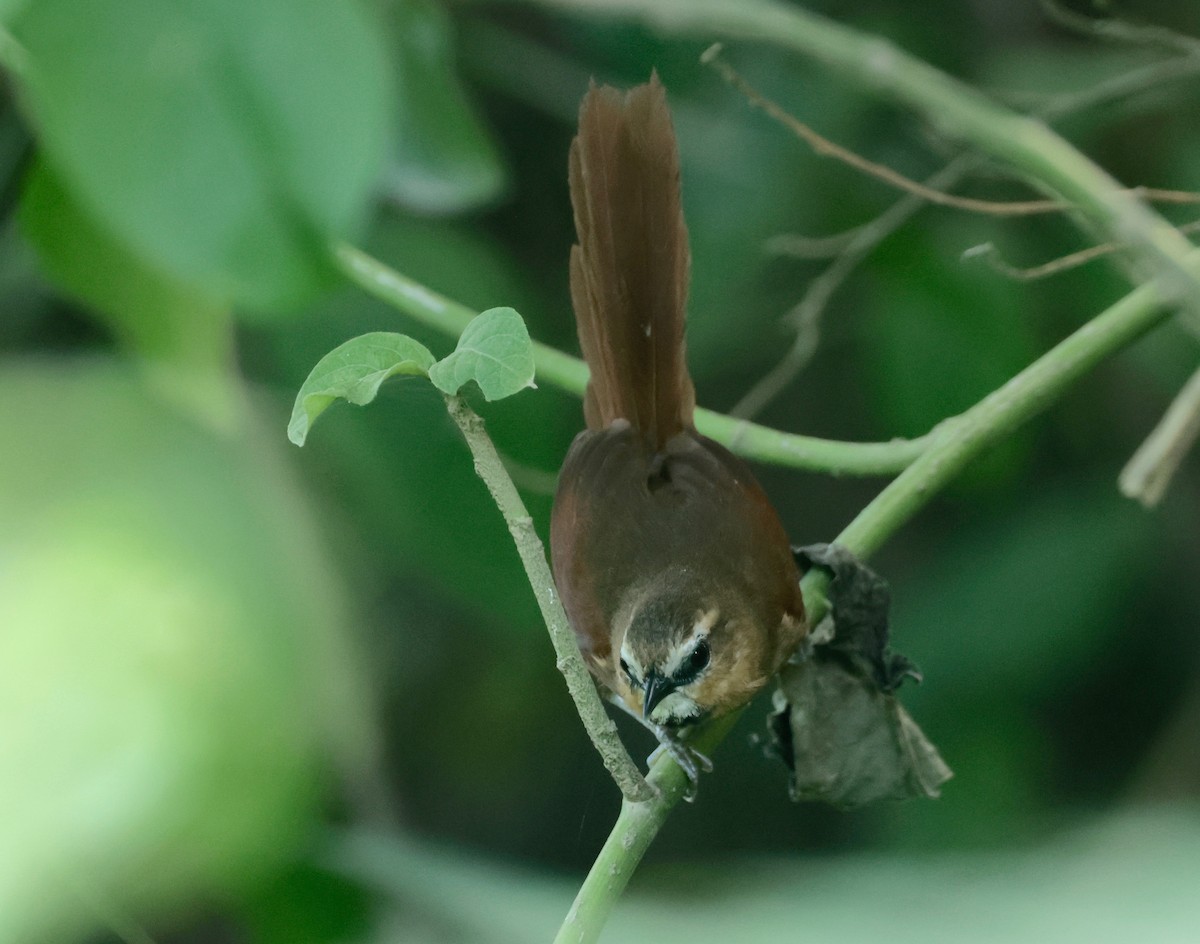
[702,45,1067,217]
[965,218,1200,282]
[725,44,1192,419]
[1039,0,1200,57]
[1119,363,1200,507]
[552,709,745,944]
[555,248,1197,943]
[528,0,1200,313]
[721,33,1200,420]
[704,44,1200,216]
[335,243,928,475]
[443,394,654,802]
[733,152,983,418]
[762,51,1200,263]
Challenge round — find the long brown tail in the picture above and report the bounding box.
[568,74,695,448]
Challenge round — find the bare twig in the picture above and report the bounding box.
[764,226,868,259]
[1119,364,1200,507]
[767,54,1200,260]
[1039,0,1200,57]
[965,218,1200,281]
[702,44,1067,216]
[704,44,1200,218]
[733,154,985,418]
[725,46,1200,420]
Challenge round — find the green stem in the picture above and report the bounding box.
[336,243,928,475]
[552,711,743,944]
[554,249,1194,943]
[443,395,654,802]
[839,272,1184,556]
[1118,363,1200,508]
[528,0,1200,311]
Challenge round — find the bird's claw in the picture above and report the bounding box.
[649,725,713,801]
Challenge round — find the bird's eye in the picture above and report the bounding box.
[687,639,711,674]
[620,657,633,680]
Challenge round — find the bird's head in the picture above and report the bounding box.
[612,579,769,727]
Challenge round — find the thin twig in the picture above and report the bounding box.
[964,240,1123,281]
[702,44,1066,217]
[767,54,1200,260]
[1119,364,1200,507]
[733,153,982,419]
[965,218,1200,281]
[728,47,1200,420]
[443,395,654,802]
[1039,0,1200,57]
[764,226,868,259]
[704,44,1200,217]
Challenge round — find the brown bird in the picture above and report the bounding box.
[550,76,807,766]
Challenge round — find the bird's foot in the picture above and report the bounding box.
[648,725,713,802]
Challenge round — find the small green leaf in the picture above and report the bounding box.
[288,332,435,446]
[428,307,536,401]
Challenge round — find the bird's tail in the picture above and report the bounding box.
[568,74,695,448]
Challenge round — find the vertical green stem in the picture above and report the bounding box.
[553,712,741,944]
[443,395,655,802]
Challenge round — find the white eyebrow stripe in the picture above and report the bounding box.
[660,608,718,678]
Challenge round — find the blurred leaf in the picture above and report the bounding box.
[385,0,506,214]
[10,0,391,310]
[0,359,370,943]
[0,0,27,28]
[327,810,1200,943]
[20,161,244,428]
[428,306,536,400]
[324,832,567,944]
[20,160,226,340]
[289,332,436,446]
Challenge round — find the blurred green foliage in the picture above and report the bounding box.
[1,0,1198,941]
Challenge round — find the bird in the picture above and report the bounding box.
[550,75,807,775]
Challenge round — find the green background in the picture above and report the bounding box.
[1,0,1198,941]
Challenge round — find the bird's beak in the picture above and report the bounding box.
[642,672,676,719]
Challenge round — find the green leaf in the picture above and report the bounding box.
[0,0,28,23]
[20,161,241,426]
[428,306,536,401]
[385,0,507,214]
[9,0,391,311]
[20,160,227,353]
[288,332,436,446]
